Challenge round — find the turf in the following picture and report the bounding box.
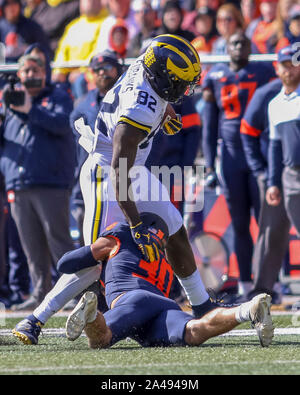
[0,315,300,375]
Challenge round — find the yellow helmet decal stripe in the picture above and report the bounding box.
[154,41,200,81]
[161,34,200,63]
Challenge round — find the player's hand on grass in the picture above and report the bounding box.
[130,222,161,262]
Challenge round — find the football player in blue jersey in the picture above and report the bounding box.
[202,30,274,300]
[12,212,274,348]
[63,213,274,348]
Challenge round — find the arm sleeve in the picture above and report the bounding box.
[268,139,283,188]
[181,100,201,167]
[240,101,266,176]
[28,89,73,136]
[268,102,283,188]
[201,97,219,169]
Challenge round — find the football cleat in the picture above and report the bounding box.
[12,316,43,345]
[66,291,98,341]
[249,293,274,347]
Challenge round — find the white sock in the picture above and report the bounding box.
[177,270,209,306]
[33,266,102,324]
[235,301,252,323]
[87,309,98,323]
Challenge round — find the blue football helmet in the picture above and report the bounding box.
[143,34,201,103]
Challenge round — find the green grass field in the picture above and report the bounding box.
[0,315,300,375]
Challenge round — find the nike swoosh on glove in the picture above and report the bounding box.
[162,114,182,135]
[130,221,161,262]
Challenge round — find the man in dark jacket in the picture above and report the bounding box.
[0,52,76,310]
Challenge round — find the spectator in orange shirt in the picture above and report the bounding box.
[108,18,129,59]
[246,0,278,54]
[212,3,245,54]
[276,3,300,51]
[241,0,260,27]
[126,0,159,59]
[182,0,223,35]
[191,7,218,55]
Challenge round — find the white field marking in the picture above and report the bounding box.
[1,304,299,319]
[2,327,300,337]
[1,360,300,374]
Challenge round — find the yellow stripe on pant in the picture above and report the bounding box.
[92,165,103,243]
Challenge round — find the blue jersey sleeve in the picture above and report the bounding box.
[241,79,282,176]
[202,99,219,169]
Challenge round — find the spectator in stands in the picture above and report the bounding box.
[275,0,297,35]
[107,18,129,59]
[0,51,76,311]
[276,4,300,51]
[126,0,159,58]
[241,0,260,28]
[70,50,124,247]
[156,1,195,42]
[24,0,80,52]
[0,0,52,62]
[182,0,223,34]
[95,0,139,54]
[212,3,245,54]
[191,7,218,55]
[240,77,290,304]
[246,0,279,54]
[195,0,222,11]
[52,0,108,99]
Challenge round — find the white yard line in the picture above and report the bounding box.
[1,327,300,336]
[1,360,300,374]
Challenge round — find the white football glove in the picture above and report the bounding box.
[74,117,95,153]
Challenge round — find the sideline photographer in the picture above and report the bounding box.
[0,53,76,311]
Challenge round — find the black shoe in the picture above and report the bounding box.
[191,298,219,318]
[12,315,43,345]
[247,288,282,305]
[221,293,250,305]
[191,289,234,318]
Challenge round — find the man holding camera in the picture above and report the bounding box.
[0,53,76,311]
